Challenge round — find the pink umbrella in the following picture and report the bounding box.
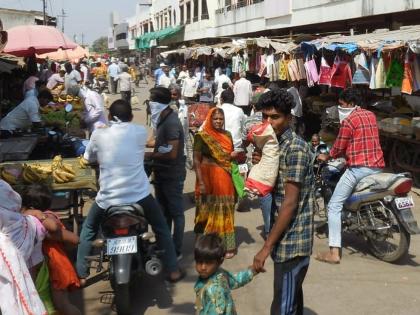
[4,25,77,57]
[37,45,90,62]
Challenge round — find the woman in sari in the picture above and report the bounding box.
[193,107,238,259]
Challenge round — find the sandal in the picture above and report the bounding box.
[315,252,340,265]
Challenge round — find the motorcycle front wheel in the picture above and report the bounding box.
[367,207,410,263]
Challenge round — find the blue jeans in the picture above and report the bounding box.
[76,194,178,278]
[259,193,272,236]
[154,178,185,256]
[328,167,382,248]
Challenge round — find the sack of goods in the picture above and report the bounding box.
[245,122,280,197]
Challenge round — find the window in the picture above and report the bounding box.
[169,10,172,26]
[116,33,127,40]
[193,0,199,22]
[180,5,184,24]
[201,0,209,19]
[131,29,135,38]
[174,10,177,25]
[144,23,149,33]
[186,2,191,24]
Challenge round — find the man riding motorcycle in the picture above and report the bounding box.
[316,88,385,264]
[76,99,184,284]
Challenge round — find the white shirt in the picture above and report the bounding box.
[233,78,253,107]
[64,70,82,92]
[287,87,303,117]
[80,65,89,82]
[178,70,189,86]
[84,122,150,209]
[115,72,132,92]
[215,74,232,95]
[0,96,41,131]
[46,73,64,90]
[82,89,108,132]
[158,74,174,88]
[182,77,199,98]
[218,102,245,151]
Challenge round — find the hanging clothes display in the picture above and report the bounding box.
[266,53,275,79]
[278,55,289,81]
[369,57,378,89]
[352,52,370,85]
[330,57,352,89]
[297,58,306,80]
[318,56,332,86]
[385,58,404,87]
[401,52,414,94]
[232,54,239,73]
[242,50,249,72]
[288,59,300,82]
[375,56,387,89]
[258,53,267,77]
[411,55,420,92]
[304,57,319,87]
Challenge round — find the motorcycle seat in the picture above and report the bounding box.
[354,173,407,192]
[105,203,145,218]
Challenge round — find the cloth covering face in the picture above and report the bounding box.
[149,101,169,130]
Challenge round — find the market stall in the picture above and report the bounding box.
[0,155,96,233]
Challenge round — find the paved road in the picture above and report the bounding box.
[73,84,420,315]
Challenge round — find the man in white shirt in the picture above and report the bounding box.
[46,70,65,90]
[181,71,199,101]
[114,65,133,104]
[69,85,108,134]
[64,62,82,94]
[214,69,232,104]
[76,99,184,283]
[218,89,245,151]
[177,65,189,87]
[233,72,253,115]
[158,66,174,88]
[0,90,53,138]
[80,61,90,84]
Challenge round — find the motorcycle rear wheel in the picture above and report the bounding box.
[114,283,131,315]
[367,209,410,263]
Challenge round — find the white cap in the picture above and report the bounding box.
[160,62,166,67]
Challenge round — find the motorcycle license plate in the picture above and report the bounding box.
[395,196,414,210]
[107,236,137,255]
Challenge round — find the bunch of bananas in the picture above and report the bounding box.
[78,155,90,169]
[22,164,50,184]
[1,166,21,185]
[51,155,76,184]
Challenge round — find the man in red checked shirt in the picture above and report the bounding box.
[316,88,385,264]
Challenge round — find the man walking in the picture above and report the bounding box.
[252,89,314,315]
[115,65,133,105]
[146,87,186,260]
[107,60,120,94]
[233,72,253,115]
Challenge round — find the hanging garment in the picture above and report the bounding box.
[375,57,387,89]
[401,53,414,94]
[352,52,370,85]
[297,58,306,80]
[386,59,404,88]
[318,57,332,86]
[232,55,239,73]
[304,58,319,87]
[412,55,420,92]
[288,59,300,82]
[278,56,288,81]
[266,54,275,79]
[330,58,352,89]
[243,50,249,72]
[369,57,378,89]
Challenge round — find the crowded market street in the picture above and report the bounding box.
[68,83,420,315]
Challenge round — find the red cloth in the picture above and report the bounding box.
[330,60,352,89]
[330,108,385,168]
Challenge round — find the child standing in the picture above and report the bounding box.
[21,184,81,315]
[194,234,257,315]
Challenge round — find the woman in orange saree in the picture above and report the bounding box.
[193,107,237,258]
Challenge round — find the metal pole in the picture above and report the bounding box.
[42,0,47,25]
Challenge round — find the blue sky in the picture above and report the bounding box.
[0,0,137,44]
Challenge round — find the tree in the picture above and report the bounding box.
[91,36,109,53]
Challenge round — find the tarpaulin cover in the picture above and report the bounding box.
[136,25,183,50]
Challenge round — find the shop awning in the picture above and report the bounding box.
[136,25,183,50]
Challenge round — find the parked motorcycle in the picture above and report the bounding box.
[90,203,163,315]
[315,158,420,263]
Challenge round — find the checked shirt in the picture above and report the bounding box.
[330,108,385,168]
[271,128,315,263]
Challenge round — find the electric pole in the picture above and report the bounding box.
[81,33,84,46]
[58,9,67,32]
[42,0,47,25]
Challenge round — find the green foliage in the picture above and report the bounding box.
[91,36,109,53]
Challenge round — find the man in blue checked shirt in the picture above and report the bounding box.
[252,88,315,315]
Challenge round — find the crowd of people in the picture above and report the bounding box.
[0,53,385,315]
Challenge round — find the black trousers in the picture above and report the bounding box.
[271,256,310,315]
[121,90,132,105]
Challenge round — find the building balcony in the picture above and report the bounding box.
[193,16,199,22]
[216,0,264,14]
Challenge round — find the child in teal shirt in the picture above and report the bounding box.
[194,234,257,315]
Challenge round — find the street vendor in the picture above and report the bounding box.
[46,70,65,90]
[0,90,53,138]
[68,85,108,134]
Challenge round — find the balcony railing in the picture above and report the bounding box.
[201,13,209,20]
[216,0,264,14]
[193,16,199,22]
